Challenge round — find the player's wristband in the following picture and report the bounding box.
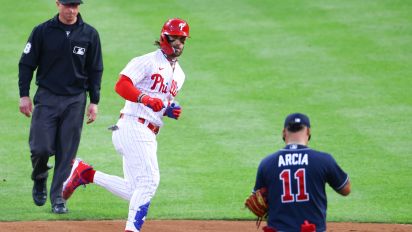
[137,93,147,103]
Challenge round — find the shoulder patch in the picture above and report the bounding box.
[23,42,32,54]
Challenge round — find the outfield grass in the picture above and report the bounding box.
[0,0,411,223]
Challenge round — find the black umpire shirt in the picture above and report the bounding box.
[18,13,103,104]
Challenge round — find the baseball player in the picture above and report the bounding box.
[62,18,189,232]
[246,113,351,232]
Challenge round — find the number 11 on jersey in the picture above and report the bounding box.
[280,168,310,203]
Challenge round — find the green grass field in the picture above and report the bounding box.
[0,0,411,224]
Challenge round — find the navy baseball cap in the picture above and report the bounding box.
[59,0,83,4]
[284,113,311,128]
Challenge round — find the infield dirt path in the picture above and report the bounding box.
[0,220,411,232]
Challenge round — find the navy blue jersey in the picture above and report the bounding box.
[254,144,348,232]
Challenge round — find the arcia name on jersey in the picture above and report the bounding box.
[278,153,308,167]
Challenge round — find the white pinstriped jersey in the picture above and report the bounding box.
[119,49,185,127]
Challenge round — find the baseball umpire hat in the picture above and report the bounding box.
[59,0,83,4]
[284,113,311,128]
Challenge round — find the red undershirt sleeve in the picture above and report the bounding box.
[114,75,141,102]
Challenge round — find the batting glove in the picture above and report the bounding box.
[139,94,164,112]
[165,103,181,120]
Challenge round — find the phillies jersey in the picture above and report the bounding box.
[119,49,185,127]
[254,144,349,232]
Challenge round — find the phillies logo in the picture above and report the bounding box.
[170,80,178,97]
[150,74,168,93]
[179,23,186,30]
[150,74,179,96]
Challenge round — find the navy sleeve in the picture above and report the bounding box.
[18,26,41,97]
[86,29,103,104]
[253,160,266,192]
[326,155,349,192]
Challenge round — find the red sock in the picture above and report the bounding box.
[83,169,96,183]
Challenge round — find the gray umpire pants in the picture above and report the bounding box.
[29,87,86,206]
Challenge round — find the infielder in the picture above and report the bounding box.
[245,113,351,232]
[62,18,189,232]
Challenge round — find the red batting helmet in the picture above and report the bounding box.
[159,18,190,55]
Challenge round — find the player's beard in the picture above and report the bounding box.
[171,46,184,58]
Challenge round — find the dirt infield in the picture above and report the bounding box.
[1,220,411,232]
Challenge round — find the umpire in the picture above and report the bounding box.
[18,0,103,214]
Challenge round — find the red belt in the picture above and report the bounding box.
[120,114,159,135]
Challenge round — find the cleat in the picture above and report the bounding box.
[62,158,93,200]
[32,178,47,206]
[51,203,68,214]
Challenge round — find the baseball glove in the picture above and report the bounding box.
[245,187,268,218]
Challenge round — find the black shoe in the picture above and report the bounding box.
[32,178,47,206]
[51,203,68,214]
